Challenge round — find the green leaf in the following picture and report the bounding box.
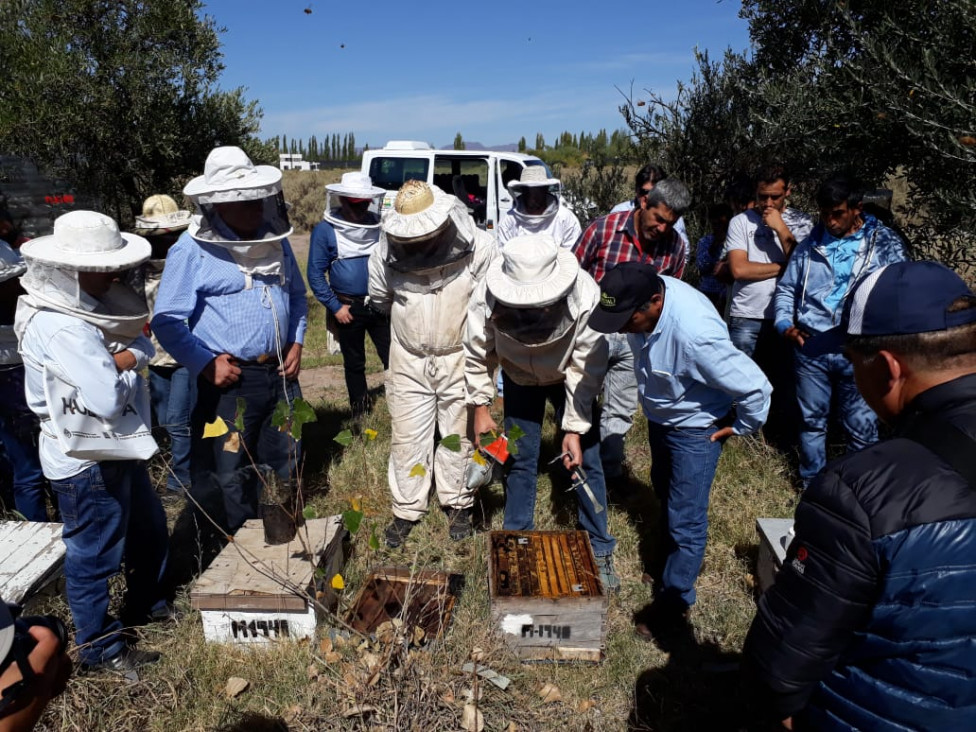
[507,423,526,442]
[271,399,290,431]
[314,567,326,580]
[409,463,427,478]
[333,429,353,447]
[479,431,498,448]
[234,397,247,432]
[302,506,318,520]
[368,528,380,551]
[290,397,317,441]
[342,508,364,534]
[439,433,462,452]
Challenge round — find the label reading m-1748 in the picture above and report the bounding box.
[230,618,290,639]
[520,624,571,639]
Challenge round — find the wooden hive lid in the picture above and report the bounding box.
[488,530,603,599]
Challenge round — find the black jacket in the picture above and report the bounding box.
[743,373,976,730]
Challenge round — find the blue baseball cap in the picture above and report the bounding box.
[845,261,976,337]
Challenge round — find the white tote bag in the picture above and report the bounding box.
[43,368,158,461]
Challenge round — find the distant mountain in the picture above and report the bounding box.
[437,141,519,153]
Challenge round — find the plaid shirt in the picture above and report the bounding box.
[572,210,686,282]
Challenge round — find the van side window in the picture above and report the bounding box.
[433,156,488,224]
[368,157,430,191]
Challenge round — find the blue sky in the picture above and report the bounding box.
[201,0,752,150]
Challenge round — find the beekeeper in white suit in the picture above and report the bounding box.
[497,166,582,248]
[369,180,496,547]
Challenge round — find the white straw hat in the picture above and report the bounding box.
[326,172,385,198]
[21,210,151,272]
[382,180,457,241]
[133,194,192,234]
[183,146,282,203]
[508,166,560,190]
[486,234,578,307]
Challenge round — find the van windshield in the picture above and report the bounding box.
[368,157,430,191]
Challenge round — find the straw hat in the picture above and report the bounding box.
[133,194,192,235]
[326,172,385,199]
[382,180,456,241]
[183,146,282,203]
[21,211,151,272]
[508,166,560,190]
[486,234,578,307]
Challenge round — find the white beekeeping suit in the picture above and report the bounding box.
[368,181,496,545]
[497,166,581,249]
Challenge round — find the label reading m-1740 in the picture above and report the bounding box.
[520,624,571,639]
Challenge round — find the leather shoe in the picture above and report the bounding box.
[82,646,161,679]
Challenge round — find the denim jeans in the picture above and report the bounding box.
[0,365,47,521]
[646,421,723,607]
[728,316,769,357]
[149,365,195,493]
[502,375,615,557]
[192,364,302,533]
[334,300,391,415]
[599,332,638,478]
[794,349,878,484]
[50,461,168,665]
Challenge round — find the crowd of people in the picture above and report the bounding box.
[2,147,975,731]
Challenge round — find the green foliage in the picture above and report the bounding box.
[302,506,318,520]
[342,507,363,534]
[233,397,247,433]
[438,433,462,452]
[0,0,267,223]
[561,154,631,222]
[333,429,354,448]
[453,132,465,151]
[270,396,316,440]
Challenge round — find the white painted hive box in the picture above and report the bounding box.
[756,517,794,594]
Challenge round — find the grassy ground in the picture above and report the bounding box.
[23,316,800,731]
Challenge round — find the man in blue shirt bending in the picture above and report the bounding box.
[774,174,906,489]
[307,173,390,418]
[152,146,308,534]
[589,262,771,642]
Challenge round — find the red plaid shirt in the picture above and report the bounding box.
[572,209,687,282]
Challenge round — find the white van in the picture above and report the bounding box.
[361,141,553,237]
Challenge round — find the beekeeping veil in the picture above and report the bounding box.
[508,166,562,229]
[380,180,475,291]
[323,172,385,259]
[14,210,152,351]
[183,146,293,286]
[485,234,579,347]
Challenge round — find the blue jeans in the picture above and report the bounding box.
[728,316,771,357]
[502,375,615,557]
[646,421,723,607]
[50,461,168,665]
[0,365,47,521]
[599,332,638,478]
[794,349,878,484]
[149,365,195,493]
[192,364,302,533]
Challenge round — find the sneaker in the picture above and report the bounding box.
[82,646,161,681]
[596,554,620,594]
[385,517,418,548]
[447,508,473,541]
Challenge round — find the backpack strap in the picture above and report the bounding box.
[903,415,976,489]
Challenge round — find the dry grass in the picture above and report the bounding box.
[23,290,800,731]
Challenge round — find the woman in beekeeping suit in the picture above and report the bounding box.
[369,180,496,547]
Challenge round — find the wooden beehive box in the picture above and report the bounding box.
[346,567,462,643]
[756,518,794,594]
[190,516,346,645]
[488,530,607,663]
[0,521,64,607]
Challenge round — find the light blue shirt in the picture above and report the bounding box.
[632,276,771,434]
[151,231,308,378]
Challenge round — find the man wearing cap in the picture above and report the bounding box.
[151,146,307,534]
[497,167,581,249]
[774,174,906,489]
[135,194,195,499]
[369,180,496,547]
[307,173,390,418]
[15,210,169,674]
[464,235,617,590]
[0,241,46,521]
[589,262,771,638]
[573,178,690,481]
[744,261,976,731]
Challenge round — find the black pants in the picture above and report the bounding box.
[335,299,391,415]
